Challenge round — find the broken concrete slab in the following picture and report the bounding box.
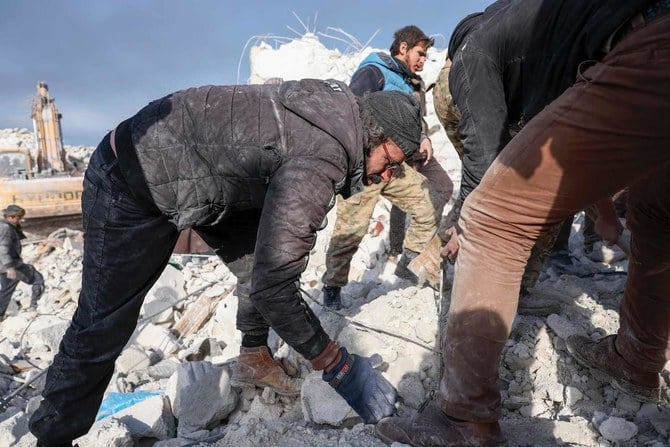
[300,372,355,425]
[166,361,238,436]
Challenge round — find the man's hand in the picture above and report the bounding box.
[418,137,433,165]
[440,226,460,261]
[594,198,623,245]
[5,268,16,280]
[595,215,624,246]
[323,347,397,423]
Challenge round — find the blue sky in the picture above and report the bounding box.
[1,1,491,146]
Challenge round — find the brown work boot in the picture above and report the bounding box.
[231,346,303,396]
[566,334,661,402]
[375,398,506,447]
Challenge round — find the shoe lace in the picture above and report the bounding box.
[417,389,436,413]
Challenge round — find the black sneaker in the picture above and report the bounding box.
[394,248,419,284]
[322,285,342,310]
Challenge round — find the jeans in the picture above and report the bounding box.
[438,15,670,422]
[29,134,181,444]
[0,263,44,315]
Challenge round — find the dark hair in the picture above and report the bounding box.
[389,25,434,56]
[357,98,387,156]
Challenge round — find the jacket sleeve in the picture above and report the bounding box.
[0,225,16,269]
[445,47,511,228]
[249,157,339,360]
[349,65,385,96]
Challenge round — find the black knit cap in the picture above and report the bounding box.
[363,91,421,157]
[2,204,25,216]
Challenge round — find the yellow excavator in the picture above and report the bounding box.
[0,82,83,220]
[1,82,208,250]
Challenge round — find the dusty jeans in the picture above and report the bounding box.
[438,16,670,422]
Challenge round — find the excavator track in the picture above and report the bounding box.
[21,215,82,240]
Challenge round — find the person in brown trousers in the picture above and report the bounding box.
[376,0,670,445]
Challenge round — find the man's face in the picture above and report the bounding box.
[4,214,23,226]
[398,42,428,73]
[364,141,406,185]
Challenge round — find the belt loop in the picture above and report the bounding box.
[110,128,118,158]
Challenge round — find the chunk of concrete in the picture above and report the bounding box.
[597,416,638,442]
[166,361,238,436]
[27,321,69,352]
[546,314,582,340]
[0,409,30,446]
[301,372,355,425]
[129,321,180,355]
[75,418,134,446]
[397,373,425,409]
[115,345,151,375]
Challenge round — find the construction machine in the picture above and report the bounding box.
[0,82,83,220]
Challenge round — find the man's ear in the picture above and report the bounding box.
[398,41,409,55]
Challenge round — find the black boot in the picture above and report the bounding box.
[389,206,406,258]
[322,285,342,310]
[394,248,419,284]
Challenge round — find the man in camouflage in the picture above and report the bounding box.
[322,25,453,309]
[323,164,438,296]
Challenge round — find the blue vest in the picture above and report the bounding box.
[357,52,414,95]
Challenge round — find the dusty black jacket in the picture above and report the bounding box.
[117,79,365,357]
[129,79,364,229]
[446,0,655,226]
[0,219,24,272]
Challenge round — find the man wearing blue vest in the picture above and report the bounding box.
[322,26,453,309]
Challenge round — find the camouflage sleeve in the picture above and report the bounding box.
[432,63,464,160]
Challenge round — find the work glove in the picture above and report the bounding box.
[323,347,397,423]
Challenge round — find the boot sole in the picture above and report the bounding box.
[230,378,301,397]
[567,342,660,403]
[517,305,562,317]
[375,420,507,447]
[374,424,413,446]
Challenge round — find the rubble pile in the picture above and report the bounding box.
[0,127,94,173]
[0,206,667,446]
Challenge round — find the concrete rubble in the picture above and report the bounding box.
[0,177,667,446]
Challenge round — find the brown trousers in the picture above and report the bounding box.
[439,16,670,422]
